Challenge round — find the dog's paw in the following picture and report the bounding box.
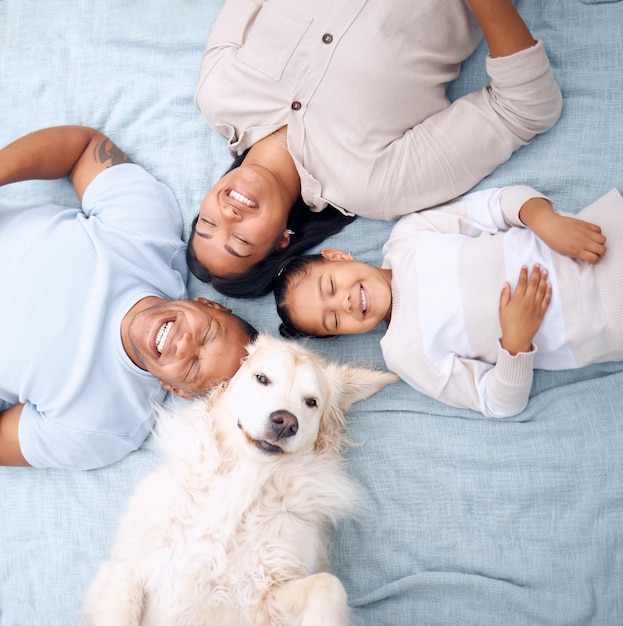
[266,593,286,625]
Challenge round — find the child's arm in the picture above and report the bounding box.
[499,264,551,356]
[431,268,548,417]
[519,197,606,264]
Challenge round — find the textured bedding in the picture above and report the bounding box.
[1,1,622,624]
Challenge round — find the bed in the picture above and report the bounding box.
[1,1,622,624]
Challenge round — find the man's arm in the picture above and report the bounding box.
[0,404,29,466]
[0,125,132,203]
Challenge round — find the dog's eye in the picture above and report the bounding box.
[305,397,318,408]
[255,373,270,386]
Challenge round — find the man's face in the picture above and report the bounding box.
[125,297,252,398]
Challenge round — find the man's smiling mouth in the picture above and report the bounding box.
[156,321,173,354]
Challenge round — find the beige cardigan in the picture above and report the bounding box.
[196,0,562,220]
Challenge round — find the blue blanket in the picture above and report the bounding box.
[1,1,622,624]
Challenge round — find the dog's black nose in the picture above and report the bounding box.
[270,410,299,439]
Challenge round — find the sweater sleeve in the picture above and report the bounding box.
[498,185,554,228]
[384,40,562,218]
[435,342,536,418]
[402,185,551,238]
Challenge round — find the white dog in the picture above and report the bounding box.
[82,334,397,626]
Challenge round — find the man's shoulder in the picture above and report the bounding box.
[83,163,182,230]
[18,372,164,469]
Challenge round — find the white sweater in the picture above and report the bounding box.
[380,187,623,417]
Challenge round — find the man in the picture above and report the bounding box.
[0,126,256,470]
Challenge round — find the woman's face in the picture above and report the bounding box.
[192,164,293,277]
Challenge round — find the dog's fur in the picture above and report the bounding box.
[82,334,397,626]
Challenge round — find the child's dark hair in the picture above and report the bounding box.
[186,151,356,299]
[273,254,332,339]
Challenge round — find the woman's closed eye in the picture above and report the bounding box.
[201,219,252,246]
[233,234,251,246]
[197,218,255,258]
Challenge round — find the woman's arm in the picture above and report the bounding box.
[469,0,535,58]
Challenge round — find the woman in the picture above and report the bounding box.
[189,0,562,297]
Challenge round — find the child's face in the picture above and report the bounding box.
[286,250,392,336]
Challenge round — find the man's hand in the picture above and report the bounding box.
[519,197,606,264]
[499,264,551,356]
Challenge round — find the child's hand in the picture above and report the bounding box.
[499,264,552,355]
[520,198,606,264]
[538,212,605,264]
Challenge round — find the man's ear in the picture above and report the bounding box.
[321,248,354,261]
[195,297,232,313]
[160,381,193,401]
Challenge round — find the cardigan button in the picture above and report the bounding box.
[291,101,302,111]
[322,33,333,44]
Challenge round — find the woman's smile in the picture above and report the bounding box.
[227,188,258,209]
[192,162,293,277]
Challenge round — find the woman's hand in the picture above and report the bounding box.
[499,264,551,356]
[519,197,606,264]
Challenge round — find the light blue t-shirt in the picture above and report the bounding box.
[0,164,188,469]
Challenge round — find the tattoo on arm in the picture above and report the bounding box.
[93,139,133,167]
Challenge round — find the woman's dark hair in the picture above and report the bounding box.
[186,151,356,299]
[273,254,332,340]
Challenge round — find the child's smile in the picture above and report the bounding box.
[287,250,392,336]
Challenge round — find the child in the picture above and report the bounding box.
[274,186,623,417]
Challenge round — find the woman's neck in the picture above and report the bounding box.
[246,126,301,206]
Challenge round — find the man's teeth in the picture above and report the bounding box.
[156,321,173,354]
[228,189,258,208]
[360,287,367,314]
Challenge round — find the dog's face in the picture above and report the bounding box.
[219,334,398,457]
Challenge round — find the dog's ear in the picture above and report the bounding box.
[327,364,399,411]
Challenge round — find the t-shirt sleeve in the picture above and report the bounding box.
[80,163,183,242]
[18,401,149,470]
